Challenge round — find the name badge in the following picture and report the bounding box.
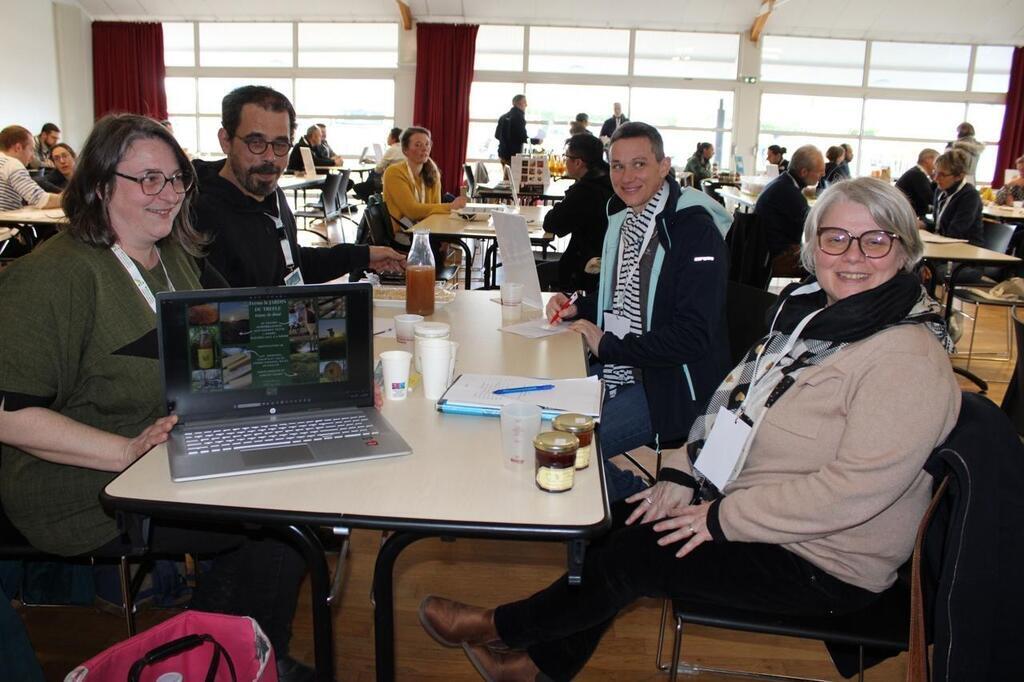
[693,406,752,491]
[602,311,632,340]
[284,267,305,286]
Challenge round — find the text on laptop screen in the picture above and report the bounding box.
[187,296,349,393]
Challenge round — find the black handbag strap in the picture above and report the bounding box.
[126,632,237,682]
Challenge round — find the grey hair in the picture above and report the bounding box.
[800,176,923,274]
[936,149,969,177]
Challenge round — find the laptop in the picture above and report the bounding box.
[300,146,316,176]
[157,283,412,482]
[373,143,383,162]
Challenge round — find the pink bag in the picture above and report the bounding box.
[65,610,277,682]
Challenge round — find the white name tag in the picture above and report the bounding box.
[602,311,632,340]
[284,267,305,286]
[693,406,752,491]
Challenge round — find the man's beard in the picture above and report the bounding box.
[230,156,281,198]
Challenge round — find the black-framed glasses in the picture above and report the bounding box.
[816,227,900,259]
[235,135,292,157]
[114,170,194,196]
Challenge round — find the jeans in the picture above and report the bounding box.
[494,501,877,682]
[594,378,654,502]
[95,521,306,659]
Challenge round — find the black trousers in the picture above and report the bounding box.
[94,521,306,659]
[494,502,877,681]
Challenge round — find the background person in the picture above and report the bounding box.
[0,125,61,211]
[766,144,788,172]
[381,126,467,238]
[950,122,985,185]
[755,144,825,277]
[895,148,939,220]
[820,145,851,191]
[599,102,629,142]
[683,142,714,184]
[995,154,1024,206]
[932,149,983,246]
[417,177,960,681]
[36,142,76,192]
[495,94,538,165]
[0,114,313,682]
[288,124,338,171]
[30,122,60,169]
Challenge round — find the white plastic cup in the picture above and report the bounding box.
[420,341,454,400]
[501,281,524,306]
[394,314,423,343]
[414,322,450,372]
[500,403,543,467]
[380,350,412,401]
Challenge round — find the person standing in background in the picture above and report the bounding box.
[949,122,985,185]
[495,94,537,165]
[600,102,629,143]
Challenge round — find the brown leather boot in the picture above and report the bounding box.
[418,595,502,648]
[462,643,542,682]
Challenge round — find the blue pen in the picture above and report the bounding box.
[493,384,555,395]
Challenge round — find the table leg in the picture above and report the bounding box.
[372,531,427,682]
[284,525,336,682]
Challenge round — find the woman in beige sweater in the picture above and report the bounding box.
[417,177,961,681]
[381,126,466,237]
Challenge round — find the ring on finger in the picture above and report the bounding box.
[643,497,653,505]
[688,524,696,535]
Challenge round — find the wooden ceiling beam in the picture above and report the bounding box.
[749,0,775,43]
[396,0,413,31]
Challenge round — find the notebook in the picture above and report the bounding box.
[437,374,602,421]
[157,283,412,482]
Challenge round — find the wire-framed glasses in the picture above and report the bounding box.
[816,227,900,259]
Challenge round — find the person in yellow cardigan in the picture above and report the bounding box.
[382,126,467,238]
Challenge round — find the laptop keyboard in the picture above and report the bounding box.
[184,413,379,455]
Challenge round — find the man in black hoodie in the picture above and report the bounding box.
[194,85,403,288]
[540,133,622,292]
[495,94,538,165]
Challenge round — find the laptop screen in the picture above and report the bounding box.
[158,283,374,421]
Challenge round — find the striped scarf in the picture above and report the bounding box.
[602,182,669,396]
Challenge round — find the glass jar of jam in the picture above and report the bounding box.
[552,414,595,470]
[533,431,579,493]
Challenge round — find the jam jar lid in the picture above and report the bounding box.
[533,431,579,453]
[552,413,595,434]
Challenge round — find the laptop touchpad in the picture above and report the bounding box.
[241,446,315,468]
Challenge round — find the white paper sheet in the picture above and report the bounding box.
[501,317,570,339]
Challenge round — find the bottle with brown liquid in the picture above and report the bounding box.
[406,229,436,316]
[197,330,214,369]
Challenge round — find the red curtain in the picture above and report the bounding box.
[993,46,1024,188]
[92,22,168,121]
[413,23,479,196]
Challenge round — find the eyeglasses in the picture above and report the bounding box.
[816,227,900,258]
[235,135,292,157]
[114,170,194,196]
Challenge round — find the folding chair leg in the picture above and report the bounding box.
[119,555,136,637]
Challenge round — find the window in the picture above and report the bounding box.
[862,99,966,140]
[760,94,863,136]
[475,25,524,71]
[761,36,865,86]
[528,27,629,75]
[163,23,194,67]
[199,23,292,67]
[524,83,630,129]
[470,81,525,120]
[297,23,397,68]
[165,77,197,115]
[633,31,739,80]
[197,78,294,115]
[631,88,732,130]
[868,42,971,91]
[973,46,1014,93]
[294,79,394,117]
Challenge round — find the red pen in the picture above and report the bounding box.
[548,291,579,326]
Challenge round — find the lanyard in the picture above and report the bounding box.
[935,178,966,229]
[406,161,426,203]
[111,243,173,314]
[265,191,302,283]
[614,188,667,308]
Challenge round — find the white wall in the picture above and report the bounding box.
[0,1,62,139]
[53,1,94,149]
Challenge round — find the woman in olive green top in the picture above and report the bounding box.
[684,141,714,184]
[0,115,311,680]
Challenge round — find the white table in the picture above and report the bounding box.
[103,291,608,681]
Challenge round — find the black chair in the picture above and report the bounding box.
[726,211,773,289]
[726,281,778,365]
[294,170,346,241]
[1000,306,1024,435]
[356,194,458,282]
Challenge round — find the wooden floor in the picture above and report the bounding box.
[13,216,1017,681]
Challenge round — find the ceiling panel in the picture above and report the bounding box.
[75,0,1024,45]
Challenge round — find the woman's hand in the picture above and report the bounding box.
[545,293,577,322]
[121,415,178,470]
[449,195,469,211]
[653,502,713,559]
[625,481,695,526]
[569,319,604,355]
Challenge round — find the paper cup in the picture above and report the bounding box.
[380,350,412,401]
[420,341,454,400]
[501,282,524,306]
[414,322,450,372]
[500,403,543,467]
[394,314,423,343]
